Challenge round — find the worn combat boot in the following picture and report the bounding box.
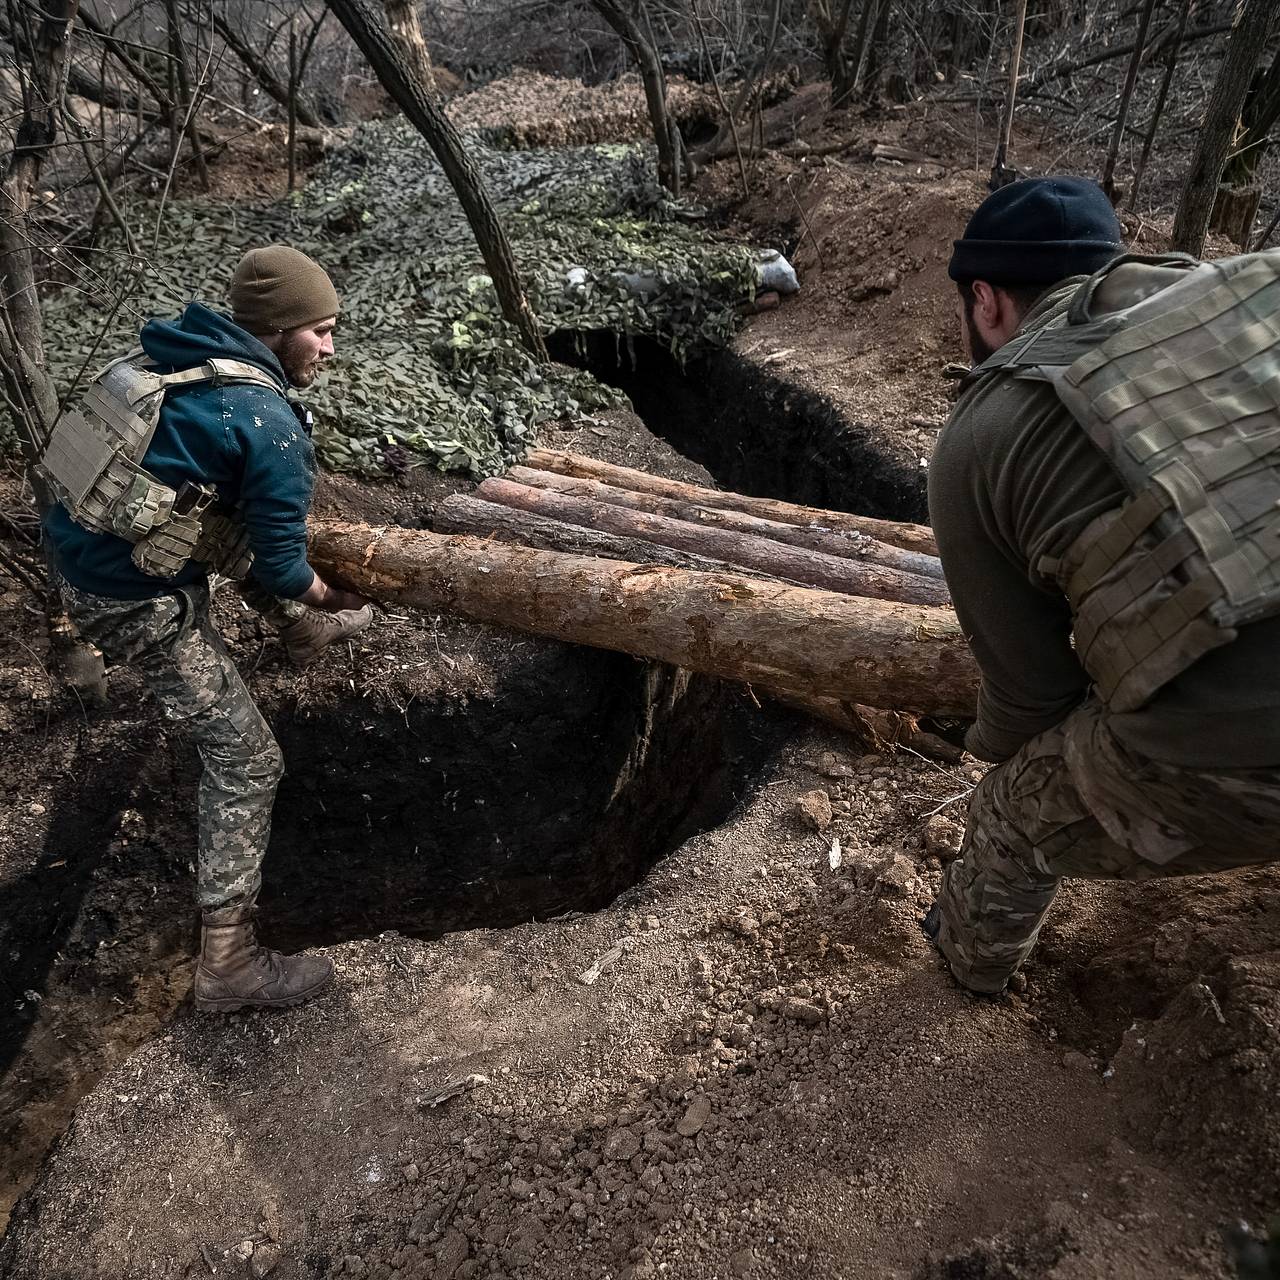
[194,893,334,1013]
[275,604,374,667]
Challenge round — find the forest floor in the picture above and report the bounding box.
[1,77,1277,1280]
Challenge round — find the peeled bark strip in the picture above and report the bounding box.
[507,464,944,580]
[308,521,980,718]
[435,494,773,579]
[523,448,939,558]
[477,477,948,605]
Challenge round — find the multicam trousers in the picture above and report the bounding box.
[59,577,284,911]
[935,700,1280,993]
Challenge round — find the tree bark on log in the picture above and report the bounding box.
[523,448,939,558]
[434,493,773,579]
[326,0,547,360]
[506,464,944,580]
[308,521,980,718]
[476,477,949,605]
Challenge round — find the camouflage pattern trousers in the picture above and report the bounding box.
[60,578,284,911]
[935,700,1280,993]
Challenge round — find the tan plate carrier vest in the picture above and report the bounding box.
[38,352,285,580]
[973,250,1280,712]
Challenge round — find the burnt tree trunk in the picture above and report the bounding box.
[522,448,939,557]
[476,477,950,604]
[589,0,683,194]
[505,465,944,579]
[308,521,980,717]
[326,0,547,359]
[1171,0,1276,258]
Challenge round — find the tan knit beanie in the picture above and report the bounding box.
[229,245,340,334]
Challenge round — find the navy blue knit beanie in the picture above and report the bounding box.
[948,177,1122,286]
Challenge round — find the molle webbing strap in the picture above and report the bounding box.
[1071,524,1199,664]
[1063,486,1169,605]
[1087,574,1227,708]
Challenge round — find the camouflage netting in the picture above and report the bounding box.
[38,118,760,477]
[447,69,718,150]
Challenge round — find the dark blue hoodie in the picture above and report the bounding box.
[44,302,316,601]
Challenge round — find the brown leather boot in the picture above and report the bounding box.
[194,894,334,1013]
[276,604,374,667]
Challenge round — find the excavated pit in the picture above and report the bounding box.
[1,343,931,1230]
[546,332,930,522]
[0,406,796,1228]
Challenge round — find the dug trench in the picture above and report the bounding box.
[0,414,789,1230]
[3,355,1280,1275]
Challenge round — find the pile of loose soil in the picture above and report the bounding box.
[3,726,1275,1279]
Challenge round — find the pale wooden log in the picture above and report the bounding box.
[476,477,949,606]
[507,464,944,581]
[523,447,939,558]
[435,494,773,580]
[308,521,980,717]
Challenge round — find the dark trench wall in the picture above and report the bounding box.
[548,333,931,525]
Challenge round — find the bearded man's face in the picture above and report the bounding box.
[277,318,335,387]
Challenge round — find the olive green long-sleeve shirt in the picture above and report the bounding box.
[927,285,1280,768]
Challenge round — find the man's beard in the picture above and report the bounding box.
[961,293,997,366]
[277,333,326,387]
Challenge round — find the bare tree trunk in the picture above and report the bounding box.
[1101,0,1158,204]
[162,0,209,190]
[326,0,547,360]
[1214,49,1280,245]
[0,0,78,463]
[808,0,856,106]
[0,0,106,698]
[476,476,951,603]
[990,0,1029,190]
[383,0,437,93]
[505,465,943,579]
[522,448,940,557]
[589,0,682,195]
[209,8,322,128]
[1128,0,1192,212]
[1171,0,1276,257]
[308,520,981,717]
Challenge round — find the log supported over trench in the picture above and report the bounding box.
[434,494,773,580]
[308,521,980,718]
[476,477,950,605]
[524,448,940,558]
[505,465,944,580]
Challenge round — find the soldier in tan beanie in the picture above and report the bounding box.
[230,244,342,389]
[44,242,373,1013]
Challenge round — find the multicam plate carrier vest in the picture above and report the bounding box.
[973,250,1280,713]
[39,351,284,580]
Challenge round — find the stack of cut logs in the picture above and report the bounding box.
[309,450,980,745]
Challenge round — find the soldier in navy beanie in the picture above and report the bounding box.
[948,176,1122,364]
